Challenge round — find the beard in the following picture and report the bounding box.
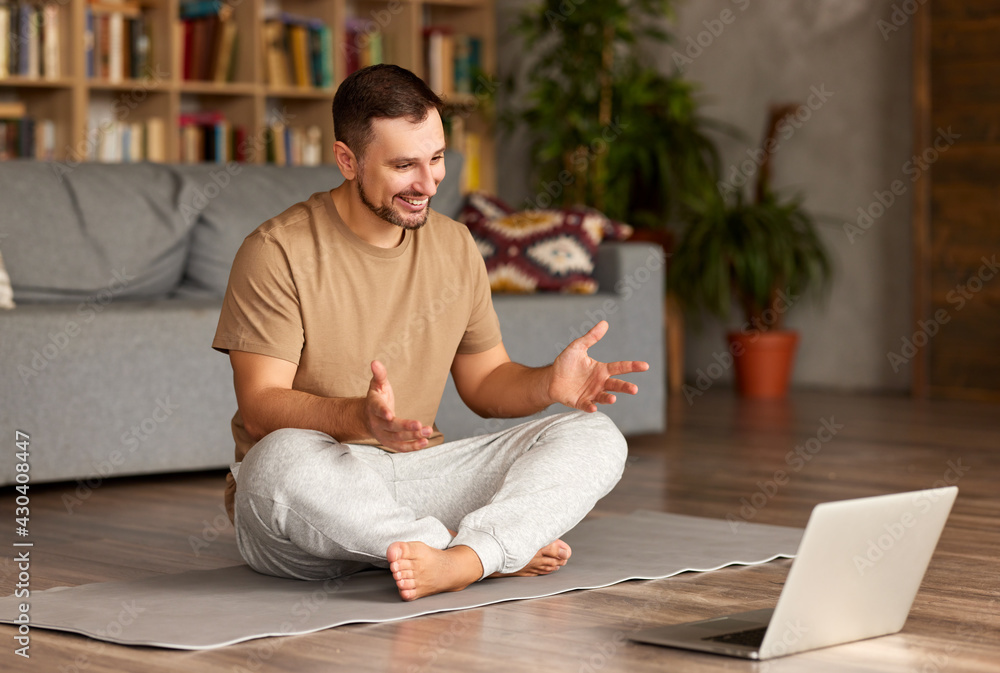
[357,170,430,231]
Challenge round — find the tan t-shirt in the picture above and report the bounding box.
[212,189,502,521]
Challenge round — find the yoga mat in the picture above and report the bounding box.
[0,510,803,650]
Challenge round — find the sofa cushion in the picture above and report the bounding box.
[458,192,633,294]
[170,150,465,298]
[0,160,197,301]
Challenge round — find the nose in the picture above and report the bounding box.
[413,163,439,198]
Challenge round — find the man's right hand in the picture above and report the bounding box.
[365,360,433,452]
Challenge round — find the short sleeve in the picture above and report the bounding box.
[212,231,304,365]
[457,230,502,355]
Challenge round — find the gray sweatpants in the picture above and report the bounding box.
[231,410,627,581]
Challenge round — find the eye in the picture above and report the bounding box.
[431,154,444,163]
[395,163,413,170]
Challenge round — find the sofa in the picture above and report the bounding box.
[0,154,665,487]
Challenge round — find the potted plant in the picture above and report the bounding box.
[668,107,833,398]
[503,0,723,232]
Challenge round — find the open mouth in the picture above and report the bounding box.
[396,194,429,210]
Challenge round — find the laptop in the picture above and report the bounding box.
[630,487,958,660]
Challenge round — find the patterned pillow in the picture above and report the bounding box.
[458,192,633,294]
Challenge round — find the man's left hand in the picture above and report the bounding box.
[549,321,649,413]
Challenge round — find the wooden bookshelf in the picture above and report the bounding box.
[0,0,496,190]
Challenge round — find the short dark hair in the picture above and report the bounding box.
[332,64,444,161]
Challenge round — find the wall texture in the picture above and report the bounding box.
[496,0,916,394]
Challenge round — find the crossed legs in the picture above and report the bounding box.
[232,410,627,599]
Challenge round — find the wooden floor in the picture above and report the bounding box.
[2,389,999,672]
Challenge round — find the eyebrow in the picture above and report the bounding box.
[385,146,447,164]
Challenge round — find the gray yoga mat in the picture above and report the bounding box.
[0,510,803,650]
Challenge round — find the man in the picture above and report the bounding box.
[213,64,648,601]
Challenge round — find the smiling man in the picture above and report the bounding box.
[213,64,648,601]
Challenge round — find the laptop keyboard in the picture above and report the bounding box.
[703,626,768,648]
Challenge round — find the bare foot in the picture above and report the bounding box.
[387,541,484,601]
[490,540,572,578]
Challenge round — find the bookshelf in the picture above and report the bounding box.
[0,0,496,191]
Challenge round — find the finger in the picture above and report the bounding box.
[370,360,389,385]
[374,418,432,440]
[574,320,609,350]
[593,392,617,406]
[381,419,432,436]
[606,360,649,376]
[383,437,429,453]
[603,378,639,395]
[373,429,429,452]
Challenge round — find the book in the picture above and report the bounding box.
[454,35,481,95]
[308,25,322,87]
[145,116,165,162]
[130,15,149,79]
[303,124,321,166]
[318,24,333,87]
[288,23,309,87]
[263,19,288,87]
[346,18,383,76]
[261,11,329,89]
[212,13,237,82]
[423,27,454,96]
[0,121,10,160]
[0,101,27,118]
[232,124,246,162]
[0,3,9,78]
[35,118,55,160]
[96,13,109,79]
[179,2,233,82]
[42,3,59,79]
[18,3,31,77]
[179,0,224,20]
[128,121,143,162]
[107,10,123,82]
[84,6,94,77]
[18,117,34,158]
[89,1,142,19]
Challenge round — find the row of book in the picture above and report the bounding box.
[0,1,61,80]
[85,0,152,82]
[86,116,167,162]
[344,18,383,76]
[424,28,482,97]
[0,102,54,159]
[179,111,323,166]
[1,103,479,170]
[179,0,238,83]
[262,11,334,89]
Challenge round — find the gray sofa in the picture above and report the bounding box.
[0,155,665,487]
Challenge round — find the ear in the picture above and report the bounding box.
[333,141,359,180]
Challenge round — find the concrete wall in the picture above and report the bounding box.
[496,1,915,394]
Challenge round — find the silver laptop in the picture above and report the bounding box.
[630,487,957,660]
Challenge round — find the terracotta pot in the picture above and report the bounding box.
[726,330,800,398]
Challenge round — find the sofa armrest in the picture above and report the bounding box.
[593,241,667,297]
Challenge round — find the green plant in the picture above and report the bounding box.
[669,103,833,332]
[505,0,723,228]
[668,184,832,332]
